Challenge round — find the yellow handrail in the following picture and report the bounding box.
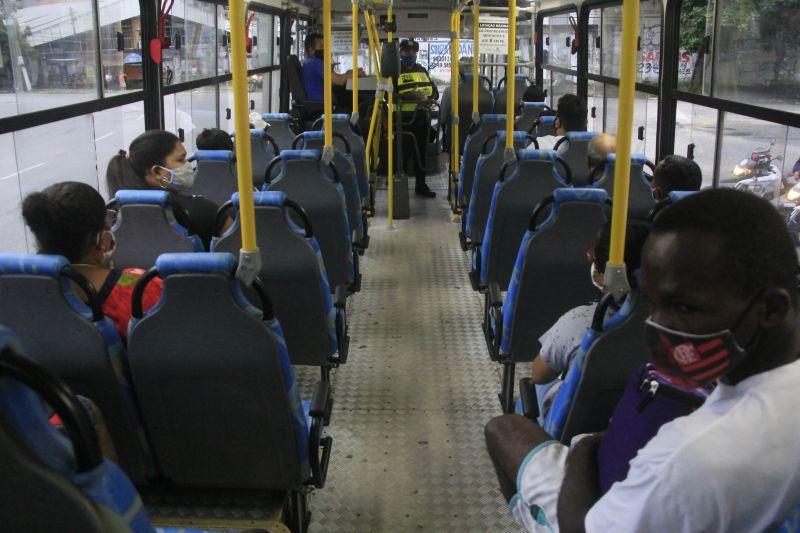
[323,0,333,149]
[387,2,394,229]
[352,1,359,116]
[449,11,457,206]
[505,0,516,149]
[452,11,461,178]
[608,0,640,274]
[472,1,479,118]
[228,0,258,281]
[364,9,381,172]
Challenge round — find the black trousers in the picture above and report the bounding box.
[401,112,429,185]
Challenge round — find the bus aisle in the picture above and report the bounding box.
[295,170,524,532]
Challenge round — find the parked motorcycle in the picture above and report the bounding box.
[732,141,785,201]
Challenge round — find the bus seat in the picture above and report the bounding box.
[127,252,331,490]
[543,290,650,442]
[232,129,279,188]
[591,153,656,219]
[0,254,155,483]
[475,149,572,292]
[493,74,530,115]
[265,150,359,293]
[107,190,204,269]
[647,190,699,221]
[262,112,299,151]
[321,114,371,213]
[536,115,557,137]
[515,102,551,134]
[464,131,531,251]
[553,131,599,187]
[283,55,324,128]
[0,328,152,532]
[295,131,365,248]
[456,73,495,152]
[456,114,506,226]
[484,188,609,413]
[184,149,237,206]
[212,191,348,371]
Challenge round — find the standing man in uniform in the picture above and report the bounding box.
[397,39,439,198]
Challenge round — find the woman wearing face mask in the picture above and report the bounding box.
[21,181,163,341]
[530,220,651,419]
[106,130,220,248]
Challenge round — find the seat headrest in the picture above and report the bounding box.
[517,149,558,162]
[669,190,698,203]
[496,131,529,141]
[539,116,556,125]
[249,129,265,138]
[514,74,528,80]
[481,114,506,124]
[553,187,608,205]
[565,131,598,142]
[281,149,320,161]
[115,190,170,206]
[302,131,325,140]
[327,114,350,121]
[189,150,234,162]
[606,153,648,167]
[523,102,548,109]
[262,113,290,120]
[155,252,236,276]
[231,191,286,208]
[0,254,68,277]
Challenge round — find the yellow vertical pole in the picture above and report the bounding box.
[505,0,516,149]
[472,2,479,119]
[608,0,640,269]
[387,2,394,229]
[323,0,333,150]
[364,10,380,172]
[453,11,460,178]
[352,1,359,116]
[228,0,259,281]
[449,11,457,206]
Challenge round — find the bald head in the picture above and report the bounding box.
[587,133,616,169]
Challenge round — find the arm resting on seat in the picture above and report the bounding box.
[519,377,540,421]
[307,379,333,489]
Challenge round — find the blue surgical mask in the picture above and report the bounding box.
[400,55,416,67]
[158,163,195,191]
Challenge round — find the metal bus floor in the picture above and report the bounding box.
[296,170,526,532]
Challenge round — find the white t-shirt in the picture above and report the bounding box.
[586,358,800,533]
[527,135,564,152]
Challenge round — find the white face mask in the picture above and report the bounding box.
[591,263,604,291]
[158,163,195,191]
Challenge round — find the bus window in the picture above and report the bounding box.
[674,102,719,187]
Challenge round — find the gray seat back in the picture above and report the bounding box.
[553,131,599,187]
[514,102,550,133]
[504,189,609,362]
[297,131,363,243]
[592,153,656,220]
[108,190,203,270]
[493,74,529,114]
[466,131,529,243]
[457,73,495,152]
[480,149,572,290]
[0,254,153,483]
[266,150,354,289]
[262,113,299,151]
[237,129,279,188]
[185,149,237,206]
[559,291,650,443]
[457,114,506,209]
[127,252,307,489]
[536,115,557,137]
[329,114,370,204]
[212,192,338,367]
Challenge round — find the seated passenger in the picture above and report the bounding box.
[651,154,703,200]
[106,130,222,249]
[21,181,163,341]
[486,188,800,532]
[439,57,474,151]
[531,219,650,419]
[195,127,234,151]
[586,132,616,183]
[526,93,587,151]
[521,85,547,104]
[301,32,364,111]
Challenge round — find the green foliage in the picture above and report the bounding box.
[679,0,709,52]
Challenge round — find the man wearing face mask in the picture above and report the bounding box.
[397,39,439,197]
[485,188,800,532]
[301,33,363,112]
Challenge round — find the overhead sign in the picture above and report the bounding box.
[332,31,352,54]
[479,16,509,55]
